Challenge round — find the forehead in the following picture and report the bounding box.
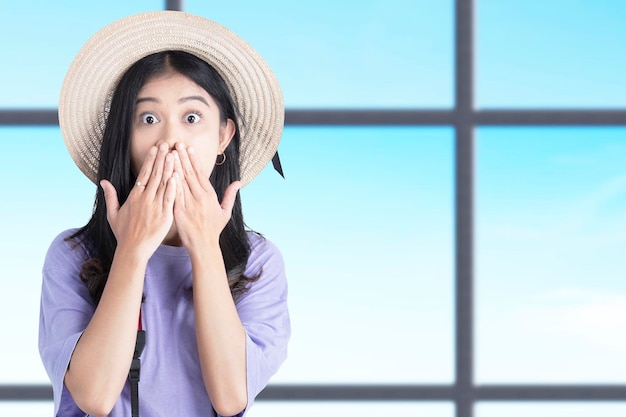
[138,71,205,95]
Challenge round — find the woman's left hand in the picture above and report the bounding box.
[172,142,241,252]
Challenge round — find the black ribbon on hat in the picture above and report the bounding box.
[271,152,284,178]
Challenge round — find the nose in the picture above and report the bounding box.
[159,121,182,151]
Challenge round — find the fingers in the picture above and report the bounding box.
[135,146,158,189]
[175,143,209,195]
[154,151,175,201]
[175,143,196,182]
[100,179,120,222]
[173,170,185,207]
[163,175,177,212]
[171,149,189,204]
[221,181,242,218]
[162,153,175,187]
[133,144,176,204]
[145,143,170,195]
[172,149,184,185]
[186,145,207,180]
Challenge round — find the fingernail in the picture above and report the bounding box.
[149,146,157,155]
[159,143,168,152]
[188,146,195,155]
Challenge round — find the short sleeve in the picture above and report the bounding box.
[233,234,290,416]
[38,230,95,416]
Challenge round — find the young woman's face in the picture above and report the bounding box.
[130,71,235,176]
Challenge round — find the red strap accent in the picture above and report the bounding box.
[138,309,143,331]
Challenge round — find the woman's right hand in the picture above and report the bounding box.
[100,143,177,260]
[65,144,176,415]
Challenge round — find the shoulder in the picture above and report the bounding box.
[242,232,287,299]
[247,231,282,257]
[43,228,90,273]
[246,232,285,273]
[40,229,95,311]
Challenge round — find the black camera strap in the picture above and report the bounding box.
[129,312,145,417]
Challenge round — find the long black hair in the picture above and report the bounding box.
[71,51,258,304]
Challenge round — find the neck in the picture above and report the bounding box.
[162,223,183,247]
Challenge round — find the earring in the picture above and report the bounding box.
[215,153,226,166]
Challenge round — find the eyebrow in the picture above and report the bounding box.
[135,96,211,106]
[136,97,160,105]
[178,95,211,107]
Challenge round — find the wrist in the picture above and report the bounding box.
[188,240,222,265]
[114,242,153,266]
[184,233,220,254]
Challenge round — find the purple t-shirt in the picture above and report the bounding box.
[39,229,290,417]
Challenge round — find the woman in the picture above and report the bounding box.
[39,11,289,417]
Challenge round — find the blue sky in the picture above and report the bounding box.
[477,0,626,108]
[1,1,625,416]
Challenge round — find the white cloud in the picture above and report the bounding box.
[477,288,626,383]
[521,288,626,349]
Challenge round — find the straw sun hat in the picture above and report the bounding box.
[59,10,284,187]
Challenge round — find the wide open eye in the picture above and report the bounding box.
[141,113,159,124]
[185,112,201,124]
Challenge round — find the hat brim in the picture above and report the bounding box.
[59,11,284,187]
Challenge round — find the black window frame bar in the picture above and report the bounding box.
[2,0,626,416]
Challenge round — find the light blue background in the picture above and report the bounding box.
[1,0,625,416]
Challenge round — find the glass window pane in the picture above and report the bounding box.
[477,1,626,108]
[0,402,54,417]
[0,127,94,382]
[187,0,454,108]
[476,402,626,417]
[251,401,453,417]
[243,127,454,383]
[0,0,163,108]
[476,127,626,383]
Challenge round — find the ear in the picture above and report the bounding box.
[219,118,236,151]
